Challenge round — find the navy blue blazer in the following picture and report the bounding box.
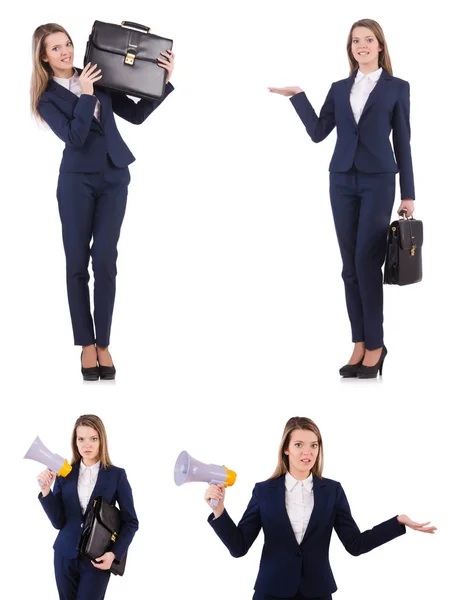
[209,475,405,598]
[38,68,174,173]
[290,70,415,200]
[39,461,138,562]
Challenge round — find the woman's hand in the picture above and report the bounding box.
[397,199,415,218]
[204,484,225,518]
[37,468,56,497]
[158,50,175,83]
[397,514,437,533]
[268,86,303,97]
[79,63,102,95]
[91,551,116,570]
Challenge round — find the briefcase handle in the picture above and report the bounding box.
[121,21,150,33]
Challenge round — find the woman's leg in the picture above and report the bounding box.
[76,556,110,599]
[57,172,97,347]
[91,160,130,349]
[329,170,365,360]
[354,172,395,353]
[54,552,78,600]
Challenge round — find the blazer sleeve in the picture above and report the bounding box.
[112,469,139,562]
[110,81,174,125]
[38,476,66,530]
[207,484,262,558]
[392,81,415,200]
[38,94,98,148]
[289,85,336,143]
[334,483,406,556]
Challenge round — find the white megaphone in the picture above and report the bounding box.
[174,451,236,507]
[24,436,72,486]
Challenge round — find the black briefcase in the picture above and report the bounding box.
[84,20,173,100]
[384,215,423,286]
[78,496,127,576]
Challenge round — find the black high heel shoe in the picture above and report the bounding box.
[339,360,363,378]
[81,352,99,381]
[357,345,388,379]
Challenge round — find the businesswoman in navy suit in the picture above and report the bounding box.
[270,19,415,378]
[30,23,175,380]
[206,417,435,600]
[37,414,138,599]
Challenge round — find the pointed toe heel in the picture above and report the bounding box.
[339,361,363,378]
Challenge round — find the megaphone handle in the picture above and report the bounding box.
[38,468,55,487]
[208,478,223,508]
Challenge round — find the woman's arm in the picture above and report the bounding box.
[334,483,406,556]
[38,94,98,148]
[208,485,262,558]
[392,81,415,200]
[110,82,174,125]
[39,475,66,530]
[289,85,336,143]
[111,469,139,561]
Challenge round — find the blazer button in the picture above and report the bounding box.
[81,523,83,528]
[296,550,302,557]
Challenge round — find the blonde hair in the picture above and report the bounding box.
[347,19,393,76]
[269,416,324,479]
[71,414,112,468]
[30,23,73,120]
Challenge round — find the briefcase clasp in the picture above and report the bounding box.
[111,531,118,542]
[410,244,416,256]
[125,52,136,66]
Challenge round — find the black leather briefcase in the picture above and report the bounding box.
[384,215,423,286]
[78,496,127,576]
[84,20,173,100]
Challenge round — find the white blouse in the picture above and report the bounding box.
[350,67,383,124]
[77,460,100,514]
[53,69,101,121]
[285,472,314,544]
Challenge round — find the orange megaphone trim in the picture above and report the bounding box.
[224,466,237,487]
[57,459,72,477]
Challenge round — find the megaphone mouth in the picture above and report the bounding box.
[174,450,190,486]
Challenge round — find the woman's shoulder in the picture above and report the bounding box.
[317,475,340,488]
[104,464,126,475]
[390,75,410,88]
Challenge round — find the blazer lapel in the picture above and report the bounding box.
[47,78,79,106]
[301,475,328,545]
[65,461,81,515]
[359,69,393,120]
[342,72,358,126]
[86,465,110,510]
[270,476,301,549]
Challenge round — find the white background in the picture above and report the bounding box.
[1,1,451,599]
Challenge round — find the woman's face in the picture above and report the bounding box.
[351,26,383,70]
[284,428,319,479]
[42,32,74,77]
[76,426,100,465]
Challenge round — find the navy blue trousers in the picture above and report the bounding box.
[57,155,130,346]
[329,169,395,350]
[54,553,110,600]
